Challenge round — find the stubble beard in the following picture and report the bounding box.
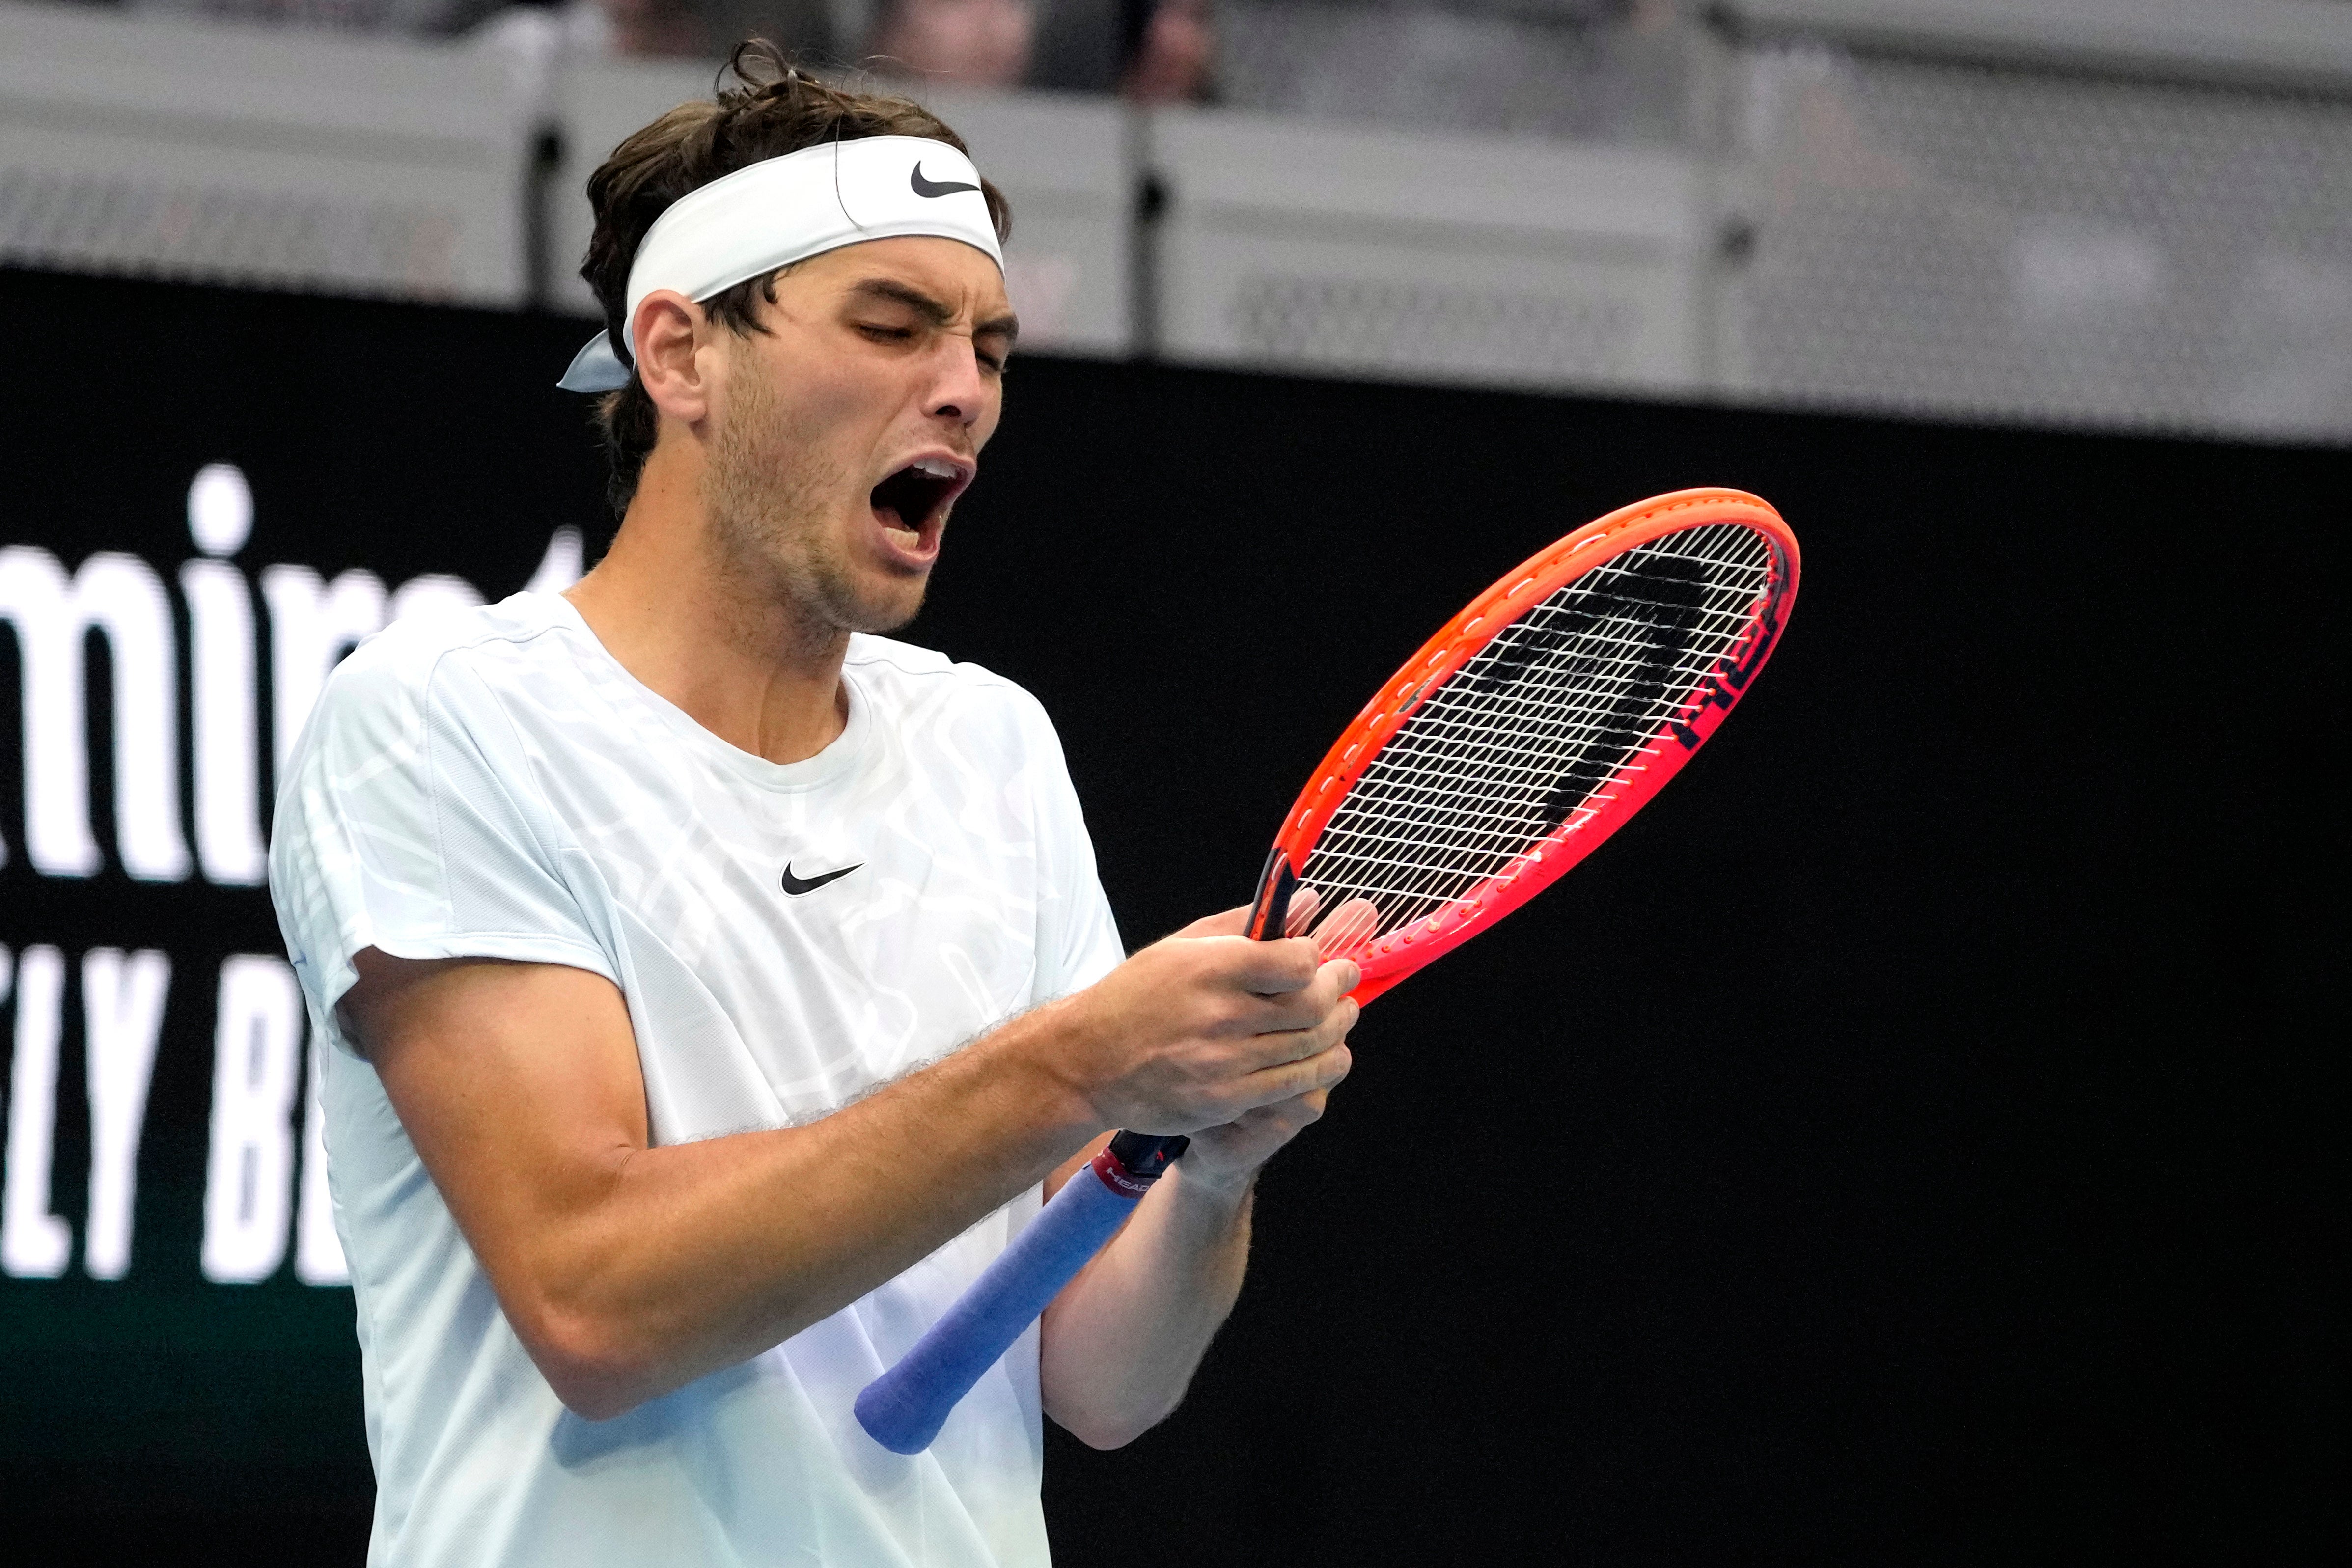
[702,363,928,653]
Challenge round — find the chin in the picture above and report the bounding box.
[858,599,926,636]
[827,576,930,637]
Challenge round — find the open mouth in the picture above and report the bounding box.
[868,456,970,557]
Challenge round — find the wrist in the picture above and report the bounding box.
[981,994,1115,1144]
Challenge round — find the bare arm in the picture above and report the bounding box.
[341,927,1356,1421]
[1040,907,1351,1449]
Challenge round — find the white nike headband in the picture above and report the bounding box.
[556,134,1003,394]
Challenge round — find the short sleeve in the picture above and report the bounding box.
[269,640,615,1052]
[1011,689,1126,1004]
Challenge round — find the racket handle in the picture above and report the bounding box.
[1245,846,1300,940]
[855,1130,1183,1454]
[855,856,1298,1454]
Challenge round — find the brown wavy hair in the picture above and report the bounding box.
[580,40,1012,520]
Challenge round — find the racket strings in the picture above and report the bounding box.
[1325,533,1761,901]
[1301,524,1774,948]
[1312,526,1768,924]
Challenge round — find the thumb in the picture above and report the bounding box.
[1172,904,1251,939]
[1174,882,1329,942]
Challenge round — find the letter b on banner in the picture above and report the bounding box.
[201,956,303,1283]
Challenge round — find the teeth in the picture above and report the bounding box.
[910,458,960,480]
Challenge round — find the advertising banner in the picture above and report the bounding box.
[1,269,609,1515]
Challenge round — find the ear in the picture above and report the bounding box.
[631,290,715,426]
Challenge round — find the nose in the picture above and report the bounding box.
[924,337,991,428]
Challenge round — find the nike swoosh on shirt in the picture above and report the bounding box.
[910,164,979,198]
[781,861,863,896]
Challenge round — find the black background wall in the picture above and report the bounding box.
[0,267,2335,1563]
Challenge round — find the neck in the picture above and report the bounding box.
[565,447,850,767]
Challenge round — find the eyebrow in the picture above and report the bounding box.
[847,277,1021,347]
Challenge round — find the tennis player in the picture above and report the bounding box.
[268,47,1357,1568]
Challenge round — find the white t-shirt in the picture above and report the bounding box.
[269,591,1125,1568]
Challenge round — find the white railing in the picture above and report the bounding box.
[1719,0,2352,92]
[1149,109,1707,394]
[0,3,529,303]
[6,0,2352,441]
[1714,0,2352,441]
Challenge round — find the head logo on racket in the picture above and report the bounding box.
[1244,486,1799,1004]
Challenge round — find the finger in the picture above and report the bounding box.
[1316,957,1363,1001]
[1234,994,1358,1071]
[1204,935,1323,996]
[1239,1040,1352,1107]
[1307,896,1381,962]
[1282,885,1324,937]
[1232,963,1364,1034]
[1194,1051,1344,1128]
[1227,1086,1330,1133]
[1236,957,1360,1031]
[1187,1089,1331,1163]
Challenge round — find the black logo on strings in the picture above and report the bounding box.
[910,165,978,198]
[782,862,862,896]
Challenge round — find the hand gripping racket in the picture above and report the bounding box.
[855,487,1800,1453]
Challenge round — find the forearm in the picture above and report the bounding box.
[359,924,1354,1424]
[456,1003,1102,1417]
[1036,1159,1256,1449]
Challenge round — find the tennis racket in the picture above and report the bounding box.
[855,486,1800,1453]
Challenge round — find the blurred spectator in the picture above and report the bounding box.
[859,0,1213,102]
[1215,0,1682,142]
[467,0,836,74]
[129,0,834,57]
[1123,0,1211,102]
[595,0,834,58]
[1026,0,1209,100]
[867,0,1034,88]
[121,0,1677,137]
[131,0,494,29]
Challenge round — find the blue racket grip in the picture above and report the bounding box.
[855,1135,1179,1454]
[855,856,1299,1454]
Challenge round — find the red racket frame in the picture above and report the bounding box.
[858,487,1800,1455]
[1258,487,1800,1004]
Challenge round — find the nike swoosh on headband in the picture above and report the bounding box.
[910,163,979,198]
[556,137,1003,394]
[781,861,862,896]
